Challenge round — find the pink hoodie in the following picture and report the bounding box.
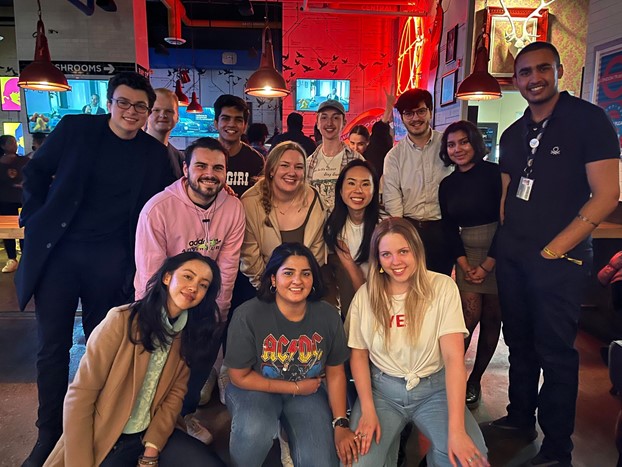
[134,178,245,319]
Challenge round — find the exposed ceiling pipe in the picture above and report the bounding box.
[160,0,279,33]
[299,0,433,16]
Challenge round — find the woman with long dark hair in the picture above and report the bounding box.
[44,252,225,467]
[324,159,382,315]
[225,243,357,467]
[438,120,502,409]
[347,218,488,466]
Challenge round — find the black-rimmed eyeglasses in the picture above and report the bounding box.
[111,98,151,114]
[402,108,429,119]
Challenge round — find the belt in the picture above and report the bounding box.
[406,218,441,229]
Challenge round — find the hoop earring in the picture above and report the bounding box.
[379,267,384,274]
[270,285,276,293]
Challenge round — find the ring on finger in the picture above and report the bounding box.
[467,458,473,464]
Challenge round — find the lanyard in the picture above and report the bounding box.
[522,118,549,180]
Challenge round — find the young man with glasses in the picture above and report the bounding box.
[17,71,175,467]
[383,88,453,275]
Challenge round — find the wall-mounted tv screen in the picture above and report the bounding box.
[1,77,21,111]
[23,78,109,133]
[171,106,219,138]
[295,79,350,112]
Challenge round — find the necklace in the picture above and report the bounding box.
[274,194,300,215]
[319,147,341,171]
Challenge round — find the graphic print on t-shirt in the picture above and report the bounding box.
[182,236,222,254]
[260,332,324,381]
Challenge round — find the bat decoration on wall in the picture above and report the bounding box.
[302,64,315,72]
[342,58,348,64]
[358,63,368,71]
[296,51,304,58]
[332,55,339,62]
[283,53,290,61]
[317,58,328,69]
[295,59,300,65]
[329,67,338,75]
[283,64,293,71]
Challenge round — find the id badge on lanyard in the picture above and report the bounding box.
[516,118,549,202]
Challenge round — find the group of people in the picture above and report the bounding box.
[14,40,620,467]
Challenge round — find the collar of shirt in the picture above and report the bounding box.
[409,129,434,150]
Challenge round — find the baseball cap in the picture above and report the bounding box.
[317,99,346,116]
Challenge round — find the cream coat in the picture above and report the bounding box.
[44,305,190,467]
[240,183,326,288]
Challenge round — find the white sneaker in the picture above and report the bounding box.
[2,259,18,273]
[199,367,218,406]
[279,427,294,467]
[218,365,230,405]
[184,414,214,445]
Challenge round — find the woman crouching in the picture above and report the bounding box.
[44,252,225,467]
[225,242,357,467]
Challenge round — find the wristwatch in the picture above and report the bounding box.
[332,416,350,429]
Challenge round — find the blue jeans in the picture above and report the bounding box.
[350,367,486,467]
[226,383,338,467]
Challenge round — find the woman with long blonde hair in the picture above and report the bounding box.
[347,218,488,466]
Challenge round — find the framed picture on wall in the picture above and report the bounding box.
[485,7,550,82]
[440,69,457,107]
[592,38,622,157]
[446,24,458,64]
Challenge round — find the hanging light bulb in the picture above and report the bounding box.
[186,91,203,113]
[175,79,189,106]
[245,26,290,98]
[18,0,70,92]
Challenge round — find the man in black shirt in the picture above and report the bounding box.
[17,72,174,467]
[214,94,264,198]
[492,42,620,466]
[147,87,184,178]
[269,112,317,157]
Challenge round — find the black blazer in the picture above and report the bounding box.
[15,114,174,310]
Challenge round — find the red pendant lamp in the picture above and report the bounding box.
[245,25,289,98]
[18,0,70,92]
[175,79,189,107]
[186,91,203,113]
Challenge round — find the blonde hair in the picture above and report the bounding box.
[258,141,309,226]
[367,217,433,345]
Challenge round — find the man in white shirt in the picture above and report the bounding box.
[383,89,453,274]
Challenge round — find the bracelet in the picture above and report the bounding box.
[542,247,583,266]
[577,213,598,228]
[293,381,300,397]
[479,264,491,273]
[138,455,159,466]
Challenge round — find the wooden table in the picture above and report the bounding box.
[0,216,23,240]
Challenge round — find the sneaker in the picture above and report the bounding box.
[199,367,218,406]
[278,427,294,467]
[2,259,18,273]
[466,382,481,409]
[184,414,214,445]
[22,437,57,467]
[218,365,230,405]
[489,416,538,441]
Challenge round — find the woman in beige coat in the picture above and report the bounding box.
[44,252,225,467]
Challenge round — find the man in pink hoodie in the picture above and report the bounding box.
[134,136,245,442]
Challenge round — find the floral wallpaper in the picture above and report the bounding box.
[475,0,590,95]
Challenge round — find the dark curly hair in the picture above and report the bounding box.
[439,120,488,167]
[129,252,222,368]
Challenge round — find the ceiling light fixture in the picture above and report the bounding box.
[186,91,203,113]
[245,25,289,98]
[175,79,189,106]
[165,0,186,45]
[18,0,70,92]
[456,4,501,100]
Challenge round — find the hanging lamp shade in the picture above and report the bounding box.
[245,26,290,98]
[18,19,70,92]
[186,91,203,113]
[456,35,501,101]
[175,79,189,106]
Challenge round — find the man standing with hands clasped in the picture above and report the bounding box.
[491,42,620,467]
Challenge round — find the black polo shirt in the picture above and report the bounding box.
[499,91,620,248]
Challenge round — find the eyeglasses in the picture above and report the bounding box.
[111,98,151,114]
[402,108,429,119]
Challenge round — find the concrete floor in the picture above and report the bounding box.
[0,251,618,466]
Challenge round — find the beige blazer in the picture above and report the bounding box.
[240,183,326,288]
[44,305,190,467]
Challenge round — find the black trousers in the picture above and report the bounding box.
[0,202,23,259]
[405,218,454,276]
[100,429,225,467]
[496,236,591,463]
[33,238,131,440]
